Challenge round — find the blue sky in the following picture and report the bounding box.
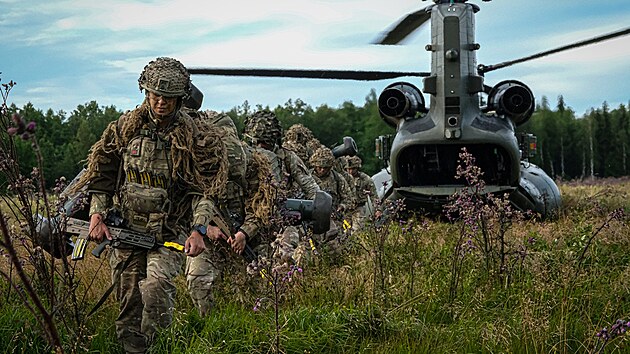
[1,0,629,117]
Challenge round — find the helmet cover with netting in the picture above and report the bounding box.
[243,110,283,146]
[347,156,362,168]
[284,124,314,144]
[309,146,335,168]
[138,57,191,98]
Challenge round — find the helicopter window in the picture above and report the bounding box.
[397,144,512,187]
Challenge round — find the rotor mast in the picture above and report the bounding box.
[422,1,484,140]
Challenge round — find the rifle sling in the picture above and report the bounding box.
[86,249,135,318]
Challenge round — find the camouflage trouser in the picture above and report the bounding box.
[109,246,185,354]
[351,206,368,232]
[185,239,225,316]
[272,225,302,265]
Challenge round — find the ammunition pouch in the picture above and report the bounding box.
[120,182,170,240]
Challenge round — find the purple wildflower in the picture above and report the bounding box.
[26,121,36,133]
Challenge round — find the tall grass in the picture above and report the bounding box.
[2,77,630,352]
[2,179,629,353]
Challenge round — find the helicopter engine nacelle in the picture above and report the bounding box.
[487,80,534,126]
[378,82,426,128]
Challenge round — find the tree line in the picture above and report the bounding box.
[3,91,628,188]
[519,95,629,180]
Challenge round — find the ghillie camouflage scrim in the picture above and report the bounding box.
[247,150,274,223]
[309,146,335,168]
[283,124,321,167]
[71,101,228,203]
[195,109,274,224]
[243,110,283,147]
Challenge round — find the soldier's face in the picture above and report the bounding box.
[148,91,177,118]
[347,168,358,177]
[314,166,330,177]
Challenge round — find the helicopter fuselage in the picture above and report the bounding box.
[373,1,560,217]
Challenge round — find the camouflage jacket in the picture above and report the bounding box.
[255,146,320,200]
[348,171,377,210]
[86,104,227,241]
[311,169,354,212]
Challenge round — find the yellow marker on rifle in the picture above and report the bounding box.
[163,241,184,252]
[343,219,351,231]
[309,238,318,255]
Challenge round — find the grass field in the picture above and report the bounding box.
[1,178,630,353]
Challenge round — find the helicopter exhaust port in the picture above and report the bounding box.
[487,80,534,126]
[378,82,427,128]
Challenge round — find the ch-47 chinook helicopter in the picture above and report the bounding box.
[188,0,630,219]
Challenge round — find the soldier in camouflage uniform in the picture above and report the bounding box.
[73,57,228,353]
[183,108,273,316]
[243,110,320,265]
[345,156,377,232]
[309,147,354,255]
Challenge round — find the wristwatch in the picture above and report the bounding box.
[191,224,207,237]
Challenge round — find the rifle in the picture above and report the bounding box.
[206,190,333,263]
[206,202,259,263]
[66,214,184,260]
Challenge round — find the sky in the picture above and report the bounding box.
[1,0,629,118]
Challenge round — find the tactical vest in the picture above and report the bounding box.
[120,128,173,239]
[314,170,344,210]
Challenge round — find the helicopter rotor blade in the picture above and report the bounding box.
[188,68,430,81]
[479,27,630,74]
[373,7,432,45]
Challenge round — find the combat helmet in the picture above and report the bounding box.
[138,57,191,98]
[284,124,314,144]
[243,110,283,147]
[347,156,362,169]
[309,146,335,168]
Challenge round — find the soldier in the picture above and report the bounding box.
[309,147,354,255]
[345,156,377,232]
[72,57,228,353]
[183,108,273,316]
[242,110,320,265]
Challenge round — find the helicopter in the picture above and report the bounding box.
[188,0,630,219]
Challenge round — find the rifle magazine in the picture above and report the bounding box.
[71,237,89,261]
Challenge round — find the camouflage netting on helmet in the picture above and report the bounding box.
[284,124,314,144]
[309,146,335,168]
[71,101,228,199]
[347,156,362,168]
[139,57,191,98]
[243,110,282,146]
[283,124,322,165]
[306,140,323,154]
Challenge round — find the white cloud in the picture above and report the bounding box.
[1,0,628,116]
